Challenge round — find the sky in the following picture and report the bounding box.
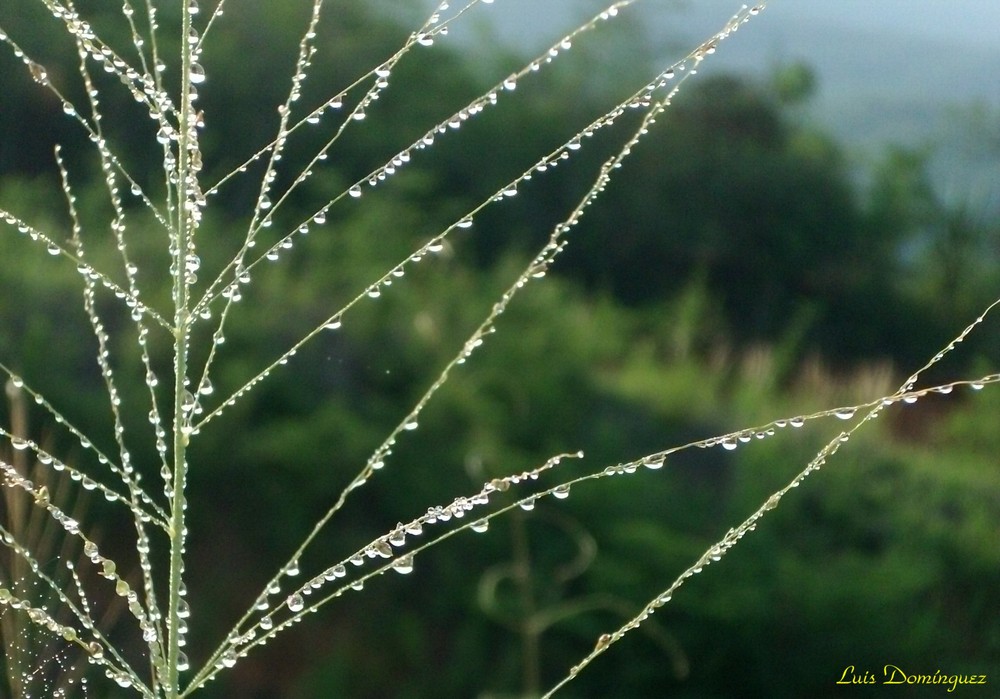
[412,0,999,206]
[759,0,1000,51]
[435,0,1000,149]
[472,0,1000,53]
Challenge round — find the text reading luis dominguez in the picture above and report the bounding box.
[837,665,988,692]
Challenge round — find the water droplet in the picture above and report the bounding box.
[403,420,418,431]
[28,61,48,84]
[325,317,342,330]
[519,497,536,511]
[221,650,237,668]
[470,519,489,533]
[286,593,304,612]
[834,409,855,420]
[392,554,414,574]
[177,651,190,671]
[552,484,571,499]
[721,440,737,451]
[189,63,206,84]
[388,529,406,547]
[260,616,273,630]
[348,185,362,198]
[789,417,805,428]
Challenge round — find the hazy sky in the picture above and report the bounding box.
[762,0,1000,50]
[434,1,1000,150]
[473,0,1000,50]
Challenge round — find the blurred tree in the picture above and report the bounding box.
[771,61,817,106]
[558,72,894,364]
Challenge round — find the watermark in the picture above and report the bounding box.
[836,665,988,692]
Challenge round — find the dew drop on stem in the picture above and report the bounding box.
[392,554,414,574]
[189,63,206,84]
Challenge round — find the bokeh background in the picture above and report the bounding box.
[0,1,998,696]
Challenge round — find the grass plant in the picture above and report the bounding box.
[0,1,997,696]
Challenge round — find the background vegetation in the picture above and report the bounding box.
[0,1,997,697]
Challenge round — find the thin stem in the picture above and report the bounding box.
[167,0,195,695]
[511,513,541,697]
